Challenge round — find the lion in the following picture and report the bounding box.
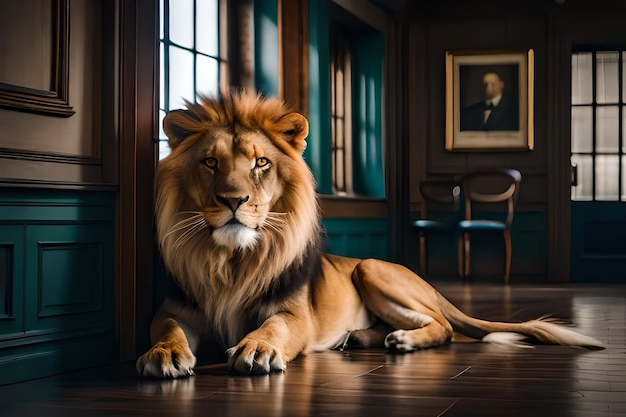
[136,91,603,378]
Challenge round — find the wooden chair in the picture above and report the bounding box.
[413,180,460,276]
[457,169,522,284]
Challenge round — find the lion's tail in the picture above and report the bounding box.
[438,294,605,349]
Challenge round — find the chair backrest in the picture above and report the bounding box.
[459,169,522,227]
[419,180,460,219]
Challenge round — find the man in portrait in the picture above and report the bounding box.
[460,71,519,131]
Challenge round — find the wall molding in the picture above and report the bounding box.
[0,178,117,191]
[0,147,100,166]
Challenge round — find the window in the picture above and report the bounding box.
[326,4,385,198]
[158,0,227,160]
[330,29,353,195]
[571,50,626,200]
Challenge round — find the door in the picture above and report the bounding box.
[570,50,626,282]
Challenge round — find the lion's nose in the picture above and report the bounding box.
[217,195,250,212]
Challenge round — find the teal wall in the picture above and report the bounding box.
[254,0,279,97]
[0,189,116,384]
[323,218,391,260]
[351,34,385,198]
[306,0,333,194]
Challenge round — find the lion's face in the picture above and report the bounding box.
[171,125,289,250]
[156,92,317,254]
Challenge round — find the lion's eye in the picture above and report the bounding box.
[256,157,270,168]
[203,157,218,169]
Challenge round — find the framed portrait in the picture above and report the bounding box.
[445,49,534,151]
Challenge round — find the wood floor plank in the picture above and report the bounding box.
[0,283,624,417]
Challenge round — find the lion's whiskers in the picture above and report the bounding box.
[173,221,207,250]
[263,212,289,234]
[163,212,208,250]
[164,213,204,237]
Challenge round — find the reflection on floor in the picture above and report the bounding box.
[0,283,624,417]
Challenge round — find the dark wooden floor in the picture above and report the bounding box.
[0,283,624,417]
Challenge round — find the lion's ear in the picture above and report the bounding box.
[163,109,199,150]
[273,113,309,153]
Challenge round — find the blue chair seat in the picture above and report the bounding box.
[458,219,506,231]
[413,219,449,230]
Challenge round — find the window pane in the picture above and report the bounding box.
[159,141,171,161]
[571,106,593,153]
[169,0,193,47]
[623,52,626,102]
[196,55,219,97]
[571,154,593,201]
[169,46,194,109]
[196,0,218,56]
[336,118,344,148]
[336,149,345,192]
[159,42,165,110]
[159,110,167,140]
[595,155,620,200]
[596,106,619,152]
[160,0,164,40]
[622,109,626,153]
[596,51,619,104]
[572,53,592,105]
[336,68,344,117]
[159,110,171,159]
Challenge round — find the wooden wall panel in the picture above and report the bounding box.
[0,226,24,337]
[0,0,111,186]
[0,189,116,385]
[407,9,550,279]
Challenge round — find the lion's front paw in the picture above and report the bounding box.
[226,339,286,375]
[136,341,197,378]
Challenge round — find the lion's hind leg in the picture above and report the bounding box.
[352,259,454,352]
[383,321,452,352]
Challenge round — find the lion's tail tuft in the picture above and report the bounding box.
[515,319,605,349]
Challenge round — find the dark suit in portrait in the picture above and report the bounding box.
[460,95,519,131]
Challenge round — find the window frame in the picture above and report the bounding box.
[571,47,626,201]
[324,1,386,199]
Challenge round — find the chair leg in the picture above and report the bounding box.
[419,234,426,276]
[457,234,464,279]
[463,232,471,278]
[503,229,512,285]
[458,232,470,280]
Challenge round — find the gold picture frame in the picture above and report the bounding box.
[445,49,534,151]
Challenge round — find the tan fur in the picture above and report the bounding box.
[136,91,603,378]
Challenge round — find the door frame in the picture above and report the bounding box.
[117,0,158,361]
[546,13,572,283]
